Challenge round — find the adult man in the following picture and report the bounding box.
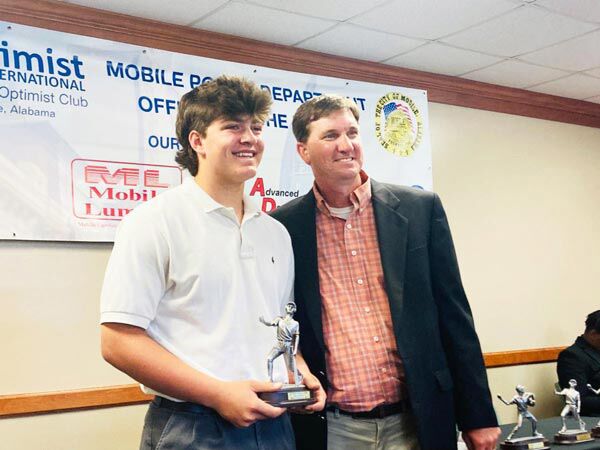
[557,310,600,416]
[271,95,499,450]
[100,76,323,450]
[554,379,586,432]
[260,302,302,385]
[497,385,541,439]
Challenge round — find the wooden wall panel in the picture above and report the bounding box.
[0,348,564,417]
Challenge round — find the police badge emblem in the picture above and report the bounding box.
[375,92,423,157]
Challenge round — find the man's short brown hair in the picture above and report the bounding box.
[292,94,360,143]
[175,75,272,176]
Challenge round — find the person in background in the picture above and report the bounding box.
[271,94,499,450]
[557,309,600,416]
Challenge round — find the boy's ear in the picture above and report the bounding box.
[189,130,206,158]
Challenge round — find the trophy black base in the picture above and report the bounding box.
[258,384,317,407]
[553,429,593,445]
[499,435,550,450]
[591,426,600,438]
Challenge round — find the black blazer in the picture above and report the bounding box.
[271,180,497,450]
[557,336,600,416]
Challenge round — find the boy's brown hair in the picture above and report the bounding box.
[175,75,272,175]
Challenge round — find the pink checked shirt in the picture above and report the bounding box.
[314,173,405,412]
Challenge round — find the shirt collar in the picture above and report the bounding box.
[182,177,261,219]
[313,170,371,217]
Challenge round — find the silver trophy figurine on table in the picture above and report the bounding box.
[497,385,549,450]
[257,302,317,407]
[553,379,592,444]
[587,384,600,437]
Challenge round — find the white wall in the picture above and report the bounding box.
[1,103,599,447]
[0,405,147,450]
[429,103,600,351]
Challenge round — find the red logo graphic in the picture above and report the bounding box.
[71,159,182,220]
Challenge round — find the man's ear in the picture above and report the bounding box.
[296,142,310,165]
[189,130,206,159]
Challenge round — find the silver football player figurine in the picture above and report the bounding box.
[552,379,593,444]
[497,385,542,439]
[257,302,316,407]
[555,379,586,432]
[259,302,302,385]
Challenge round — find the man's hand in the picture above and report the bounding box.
[210,380,286,427]
[291,368,326,414]
[462,427,501,450]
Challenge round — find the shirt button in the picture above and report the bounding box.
[346,223,352,229]
[351,250,357,256]
[357,278,363,285]
[365,307,371,313]
[373,336,380,343]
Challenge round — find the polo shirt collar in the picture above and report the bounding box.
[313,170,372,217]
[182,177,261,218]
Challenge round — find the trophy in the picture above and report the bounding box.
[553,380,593,444]
[497,385,549,450]
[257,302,317,407]
[587,384,600,438]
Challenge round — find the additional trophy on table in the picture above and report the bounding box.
[497,385,549,449]
[553,379,593,444]
[257,302,317,407]
[587,384,600,438]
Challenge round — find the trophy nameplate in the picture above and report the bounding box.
[553,429,593,445]
[499,436,550,450]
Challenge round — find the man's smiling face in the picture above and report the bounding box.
[296,108,363,187]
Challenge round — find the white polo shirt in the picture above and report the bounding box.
[101,178,293,397]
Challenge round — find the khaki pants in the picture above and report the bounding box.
[327,410,421,450]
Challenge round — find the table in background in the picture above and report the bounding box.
[499,416,600,449]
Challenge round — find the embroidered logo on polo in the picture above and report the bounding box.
[375,93,423,157]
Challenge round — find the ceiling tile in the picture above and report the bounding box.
[349,0,518,40]
[385,42,501,76]
[297,24,424,62]
[247,0,387,21]
[537,0,600,24]
[61,0,228,25]
[193,2,335,45]
[528,73,600,100]
[519,30,600,71]
[462,60,569,88]
[441,5,596,57]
